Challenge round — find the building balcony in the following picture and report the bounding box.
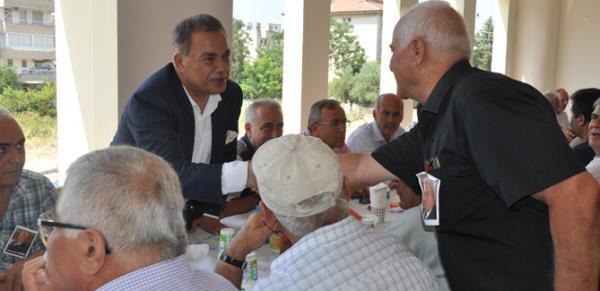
[19,67,55,85]
[3,0,54,11]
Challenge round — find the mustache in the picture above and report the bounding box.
[383,123,398,129]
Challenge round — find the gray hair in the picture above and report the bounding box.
[57,146,187,260]
[307,99,341,130]
[544,91,560,103]
[395,1,471,60]
[274,195,348,238]
[0,107,15,120]
[245,99,282,124]
[594,98,600,110]
[173,14,225,55]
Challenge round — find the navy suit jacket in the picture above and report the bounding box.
[112,63,242,213]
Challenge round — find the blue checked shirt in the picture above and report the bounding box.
[1,170,56,271]
[97,255,237,290]
[254,217,438,291]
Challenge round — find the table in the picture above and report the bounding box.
[185,199,403,288]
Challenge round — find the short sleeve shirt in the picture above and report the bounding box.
[372,60,583,290]
[0,170,56,271]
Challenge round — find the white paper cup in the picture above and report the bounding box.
[372,206,385,223]
[369,183,388,208]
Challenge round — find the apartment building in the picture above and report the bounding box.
[0,0,55,85]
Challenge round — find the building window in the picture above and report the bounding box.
[19,10,26,24]
[32,11,43,25]
[21,60,27,68]
[6,33,55,49]
[343,17,352,23]
[7,59,13,67]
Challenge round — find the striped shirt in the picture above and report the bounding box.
[97,255,236,290]
[0,170,55,271]
[254,217,437,291]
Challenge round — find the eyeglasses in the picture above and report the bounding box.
[37,212,112,254]
[317,119,350,127]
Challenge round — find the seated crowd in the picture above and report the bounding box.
[1,1,598,290]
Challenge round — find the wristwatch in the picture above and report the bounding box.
[219,251,246,269]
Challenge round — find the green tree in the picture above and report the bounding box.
[0,82,56,117]
[349,62,380,106]
[472,17,494,71]
[328,66,354,102]
[329,19,366,76]
[240,32,283,99]
[0,66,20,91]
[329,62,380,106]
[232,18,251,83]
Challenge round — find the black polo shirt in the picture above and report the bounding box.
[373,60,583,290]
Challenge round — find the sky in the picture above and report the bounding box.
[233,0,498,33]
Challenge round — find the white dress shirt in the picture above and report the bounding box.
[347,121,406,153]
[183,85,247,196]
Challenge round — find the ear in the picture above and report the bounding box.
[410,37,427,66]
[77,229,108,276]
[245,122,252,138]
[372,109,377,120]
[576,115,585,127]
[259,202,283,233]
[309,122,318,135]
[173,52,184,72]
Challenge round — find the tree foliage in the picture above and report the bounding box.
[0,82,57,117]
[0,66,20,91]
[472,17,494,71]
[349,62,380,105]
[329,61,380,106]
[240,32,283,99]
[232,18,251,83]
[329,19,366,76]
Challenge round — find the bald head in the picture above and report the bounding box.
[393,1,471,61]
[556,88,569,112]
[373,93,404,141]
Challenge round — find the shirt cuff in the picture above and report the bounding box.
[221,161,248,195]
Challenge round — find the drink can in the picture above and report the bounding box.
[218,228,235,256]
[246,251,258,282]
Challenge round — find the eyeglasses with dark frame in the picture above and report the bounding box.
[37,217,112,255]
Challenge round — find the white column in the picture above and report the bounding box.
[282,0,330,134]
[56,0,233,182]
[505,0,561,92]
[380,0,417,127]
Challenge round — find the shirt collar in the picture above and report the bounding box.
[182,84,222,117]
[421,59,471,114]
[370,121,386,142]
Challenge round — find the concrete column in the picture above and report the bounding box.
[56,0,233,182]
[505,0,561,92]
[380,0,417,127]
[281,0,330,134]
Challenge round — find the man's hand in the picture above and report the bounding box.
[190,215,228,235]
[22,255,54,291]
[215,212,273,288]
[246,160,258,193]
[565,128,576,143]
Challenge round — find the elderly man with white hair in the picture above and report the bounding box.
[21,146,236,290]
[216,134,436,290]
[340,1,599,290]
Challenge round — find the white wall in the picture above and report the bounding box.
[555,0,600,93]
[332,14,382,62]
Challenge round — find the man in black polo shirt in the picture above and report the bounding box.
[340,2,599,290]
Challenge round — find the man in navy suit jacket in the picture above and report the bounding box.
[112,14,258,234]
